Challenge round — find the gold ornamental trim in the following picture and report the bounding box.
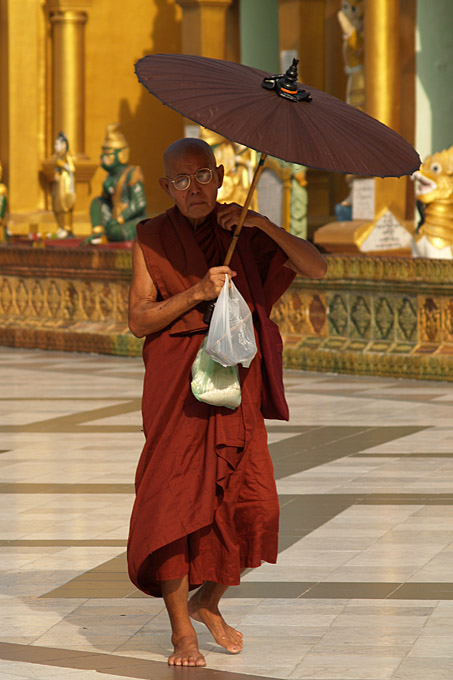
[2,248,453,383]
[176,0,233,7]
[49,12,88,25]
[46,0,92,11]
[0,245,132,278]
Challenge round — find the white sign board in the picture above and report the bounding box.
[361,211,412,252]
[184,124,200,138]
[352,178,375,220]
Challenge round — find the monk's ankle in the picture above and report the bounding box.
[191,591,217,612]
[193,585,222,609]
[171,632,198,647]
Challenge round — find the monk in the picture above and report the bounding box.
[127,138,326,667]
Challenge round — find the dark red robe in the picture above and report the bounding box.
[127,205,295,596]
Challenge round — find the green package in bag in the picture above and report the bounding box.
[191,337,241,410]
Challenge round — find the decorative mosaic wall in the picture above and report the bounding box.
[0,246,142,356]
[272,256,453,380]
[2,246,453,380]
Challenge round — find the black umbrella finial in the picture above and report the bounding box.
[281,58,299,89]
[262,58,312,103]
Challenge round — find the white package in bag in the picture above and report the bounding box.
[205,275,257,368]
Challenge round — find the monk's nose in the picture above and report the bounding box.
[189,182,201,195]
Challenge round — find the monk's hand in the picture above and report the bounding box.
[217,202,269,232]
[195,266,237,301]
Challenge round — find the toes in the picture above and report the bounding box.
[170,656,198,667]
[229,645,241,654]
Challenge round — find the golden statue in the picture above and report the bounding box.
[199,128,258,210]
[337,0,365,110]
[412,145,453,258]
[0,161,8,243]
[52,132,76,238]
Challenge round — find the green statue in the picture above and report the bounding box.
[0,161,8,243]
[88,123,147,244]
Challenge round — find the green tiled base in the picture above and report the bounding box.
[0,324,143,357]
[285,346,453,381]
[272,254,453,382]
[3,247,453,380]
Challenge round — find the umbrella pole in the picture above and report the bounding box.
[203,153,268,325]
[223,153,268,266]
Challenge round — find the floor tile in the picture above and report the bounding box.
[1,349,453,679]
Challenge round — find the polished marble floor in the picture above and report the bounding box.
[1,347,453,680]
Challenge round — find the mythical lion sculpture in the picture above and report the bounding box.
[412,146,453,259]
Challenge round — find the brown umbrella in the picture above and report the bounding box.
[135,53,420,317]
[135,54,419,177]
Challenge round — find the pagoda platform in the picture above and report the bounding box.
[1,243,453,380]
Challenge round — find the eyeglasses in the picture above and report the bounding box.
[166,168,214,191]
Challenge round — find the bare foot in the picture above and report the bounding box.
[168,634,206,667]
[188,593,243,654]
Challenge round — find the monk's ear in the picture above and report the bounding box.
[216,164,224,188]
[158,177,171,196]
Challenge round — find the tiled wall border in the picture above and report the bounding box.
[2,246,453,378]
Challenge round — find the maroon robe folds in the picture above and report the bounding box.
[127,205,295,597]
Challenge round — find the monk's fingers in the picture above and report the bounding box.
[217,217,235,231]
[214,278,228,294]
[198,267,237,299]
[207,269,235,287]
[208,266,236,276]
[203,277,226,298]
[217,204,243,229]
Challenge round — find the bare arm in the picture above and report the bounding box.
[216,203,327,279]
[128,239,236,338]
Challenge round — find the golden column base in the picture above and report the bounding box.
[314,177,414,257]
[314,215,414,257]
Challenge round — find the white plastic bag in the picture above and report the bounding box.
[205,275,257,368]
[191,337,241,409]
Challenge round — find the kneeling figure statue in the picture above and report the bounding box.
[88,123,147,244]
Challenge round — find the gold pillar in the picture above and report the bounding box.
[48,3,88,157]
[364,0,409,224]
[365,0,400,130]
[40,0,96,230]
[314,0,415,256]
[176,0,233,59]
[4,0,45,221]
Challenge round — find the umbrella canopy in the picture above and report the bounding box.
[135,53,420,178]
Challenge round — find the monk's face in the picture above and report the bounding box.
[160,144,224,226]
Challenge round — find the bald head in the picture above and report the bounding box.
[163,138,216,175]
[159,137,224,226]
